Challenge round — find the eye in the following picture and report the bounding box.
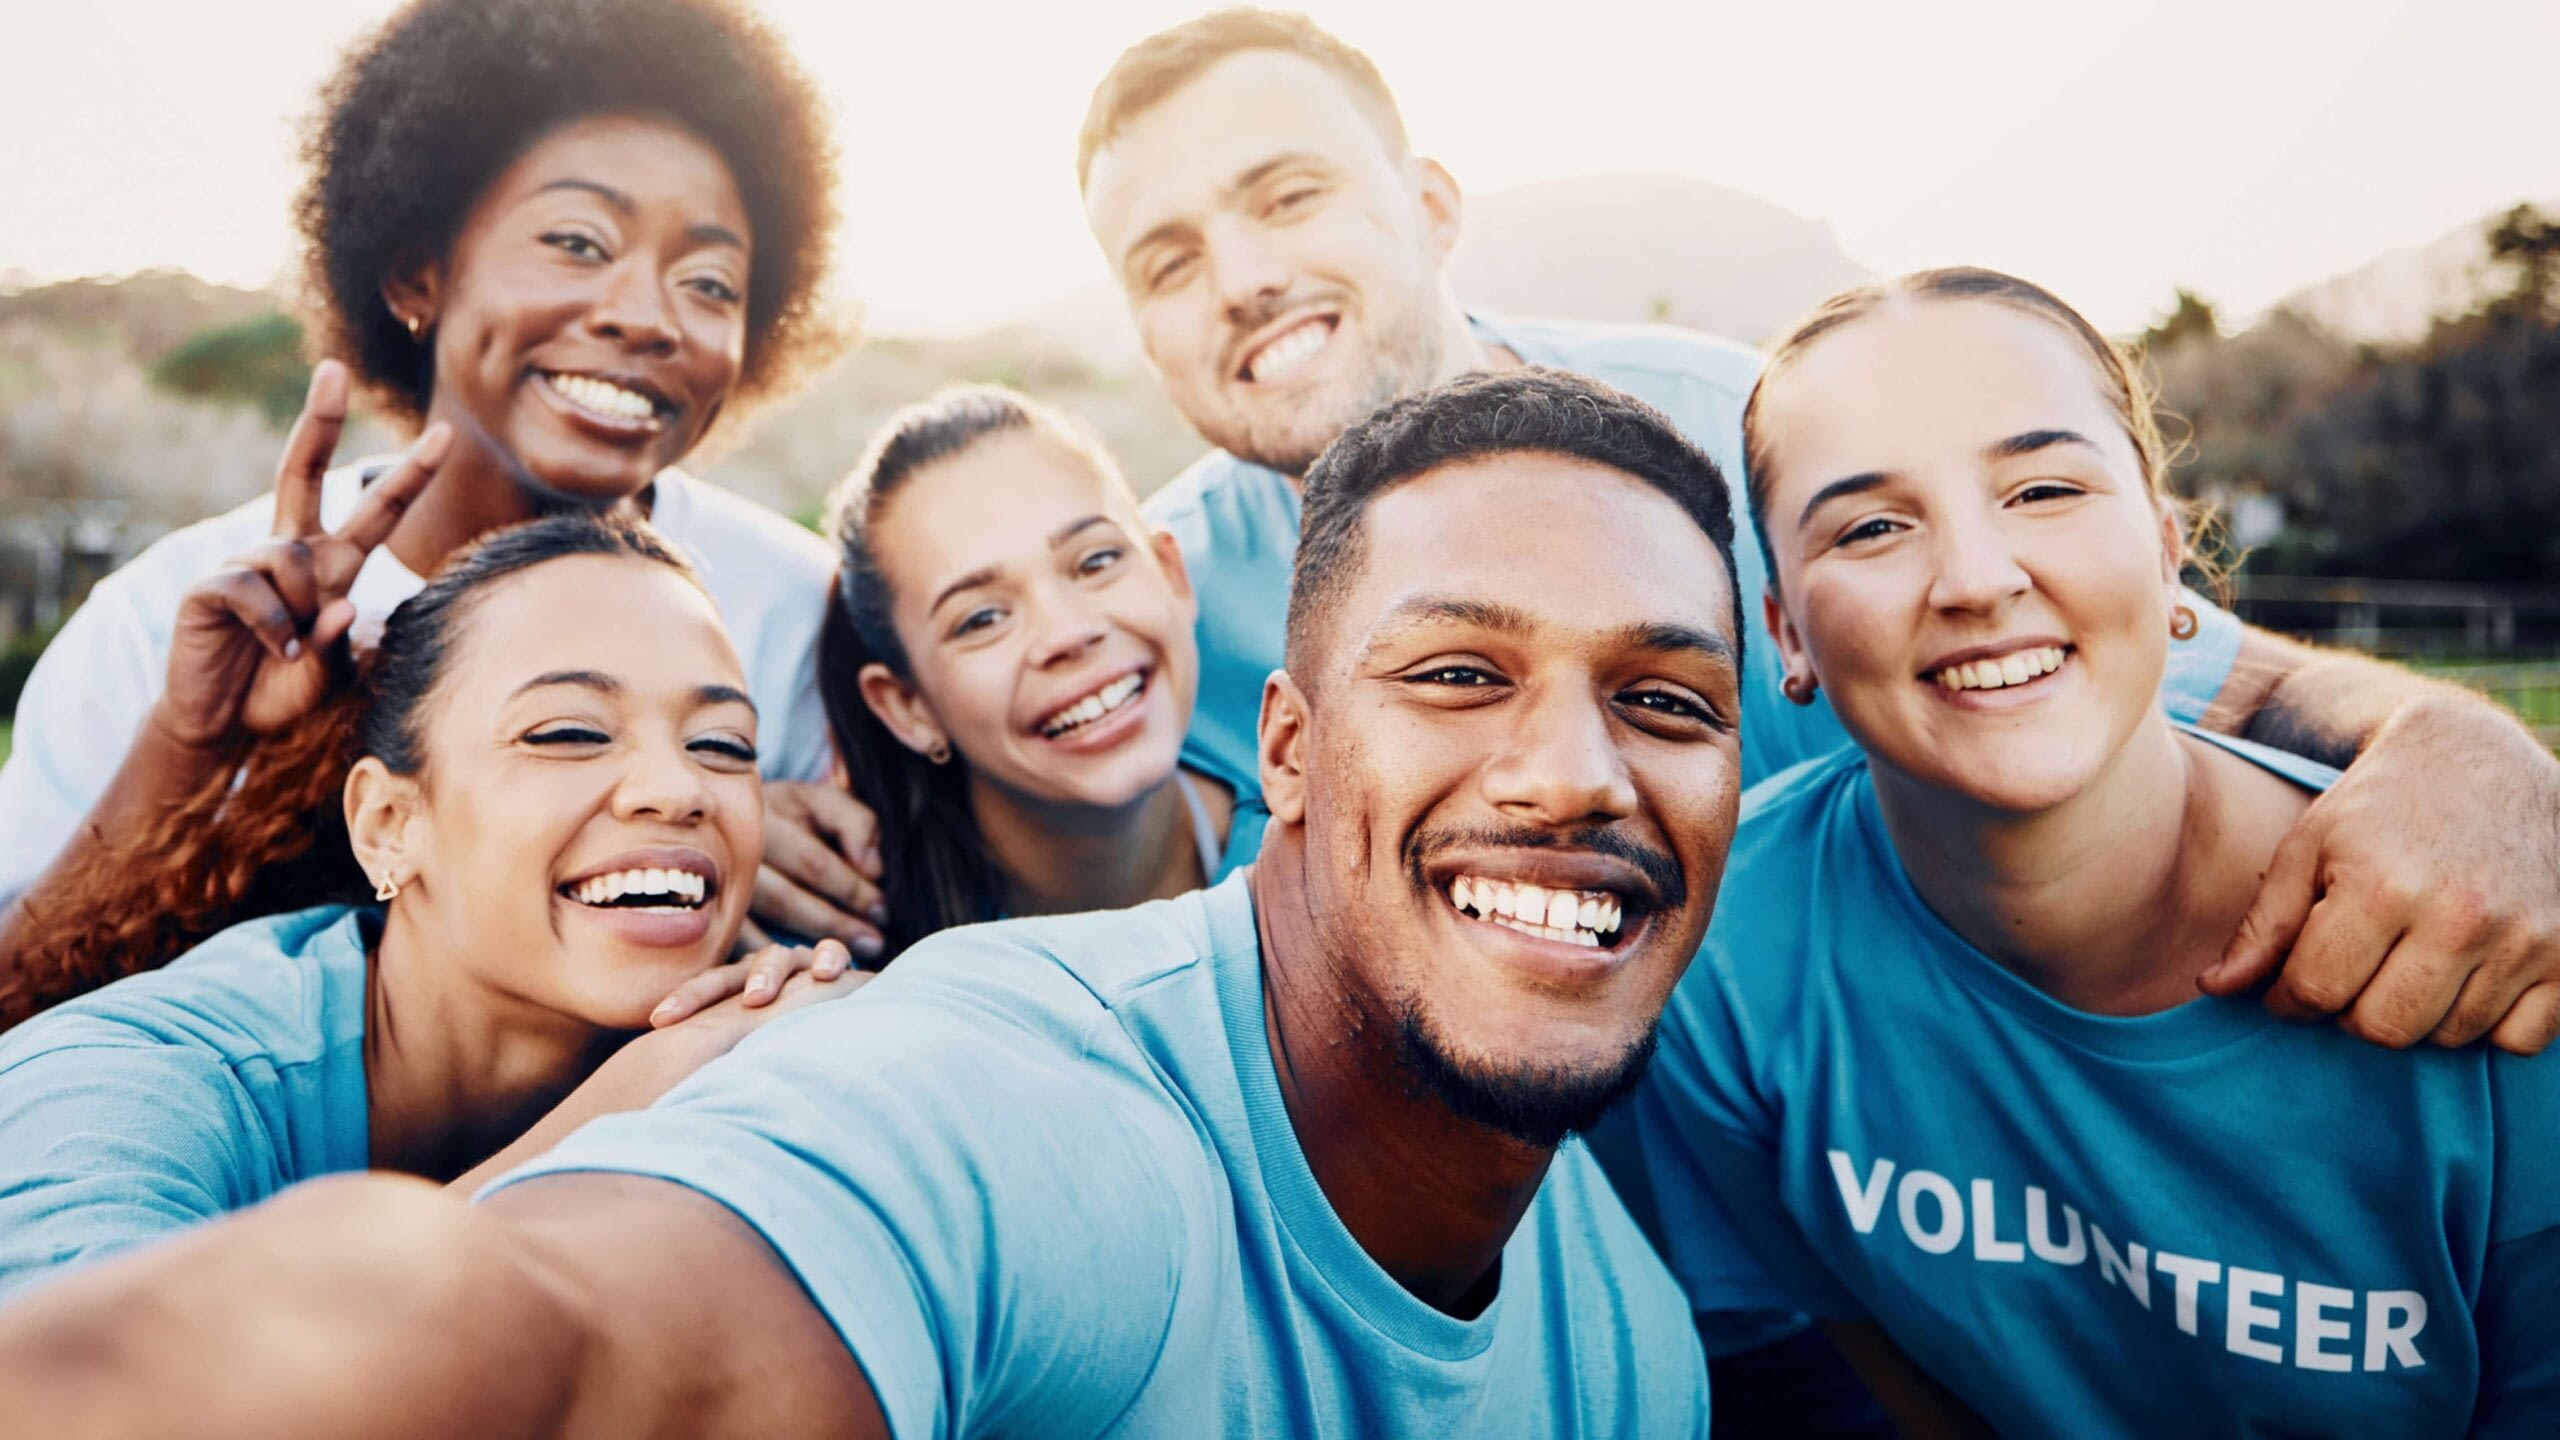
[542,230,609,262]
[523,724,610,748]
[1407,664,1502,689]
[1075,545,1126,578]
[1835,516,1904,548]
[682,274,742,304]
[1264,185,1322,218]
[951,604,1006,640]
[1145,252,1195,293]
[689,733,758,767]
[1619,687,1731,735]
[2013,480,2087,505]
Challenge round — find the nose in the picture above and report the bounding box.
[1480,683,1640,829]
[1023,581,1110,670]
[1925,504,2033,616]
[587,258,680,355]
[1204,218,1290,325]
[612,733,713,825]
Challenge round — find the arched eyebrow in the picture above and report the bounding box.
[508,671,755,717]
[1795,429,2104,533]
[535,178,746,251]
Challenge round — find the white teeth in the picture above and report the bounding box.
[567,867,707,908]
[1040,673,1147,738]
[1936,646,2067,692]
[1245,320,1330,383]
[546,372,659,422]
[1445,874,1626,946]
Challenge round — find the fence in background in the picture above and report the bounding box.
[2229,576,2560,746]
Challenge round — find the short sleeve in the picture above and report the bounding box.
[0,1037,269,1304]
[0,575,164,904]
[1593,958,1866,1327]
[485,982,1197,1440]
[2159,586,2243,724]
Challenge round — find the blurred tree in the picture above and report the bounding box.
[2486,203,2560,323]
[149,311,309,426]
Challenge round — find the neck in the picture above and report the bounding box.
[1874,716,2255,1015]
[361,906,626,1182]
[380,401,651,578]
[1249,832,1552,1317]
[970,767,1217,918]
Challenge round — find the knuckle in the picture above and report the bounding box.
[2342,1006,2422,1049]
[2281,974,2356,1016]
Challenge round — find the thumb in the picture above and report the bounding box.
[2201,819,2322,995]
[307,598,360,657]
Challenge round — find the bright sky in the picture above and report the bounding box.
[4,0,2554,336]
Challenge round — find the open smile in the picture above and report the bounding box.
[1449,874,1625,948]
[1234,312,1338,385]
[1923,642,2072,695]
[1030,665,1155,752]
[554,847,721,946]
[533,369,675,438]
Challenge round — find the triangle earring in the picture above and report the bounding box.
[373,874,401,902]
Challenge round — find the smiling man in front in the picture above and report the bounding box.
[0,369,1741,1439]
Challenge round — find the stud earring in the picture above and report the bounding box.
[1780,674,1819,707]
[2169,603,2199,641]
[927,741,951,765]
[372,873,402,902]
[404,314,425,341]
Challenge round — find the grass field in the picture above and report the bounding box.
[0,720,11,768]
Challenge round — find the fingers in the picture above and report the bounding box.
[333,421,453,558]
[760,804,888,928]
[2337,934,2464,1050]
[748,864,886,962]
[2489,982,2560,1056]
[2200,822,2322,997]
[647,939,854,1028]
[201,566,307,662]
[272,361,351,538]
[2260,886,2401,1024]
[2420,937,2537,1048]
[782,781,887,883]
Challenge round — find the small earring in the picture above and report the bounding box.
[927,741,951,765]
[1780,674,1819,707]
[372,873,402,903]
[2169,603,2199,641]
[404,314,425,341]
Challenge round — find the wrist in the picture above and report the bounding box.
[2374,690,2541,759]
[141,697,241,761]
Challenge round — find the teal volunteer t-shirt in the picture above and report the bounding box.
[1145,312,2245,799]
[0,905,374,1305]
[1595,732,2560,1437]
[490,874,1708,1438]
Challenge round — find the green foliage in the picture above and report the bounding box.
[150,311,310,426]
[2150,205,2560,584]
[0,619,65,721]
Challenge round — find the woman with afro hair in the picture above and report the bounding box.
[0,0,894,996]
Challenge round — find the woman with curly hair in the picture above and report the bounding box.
[0,0,890,994]
[0,512,860,1306]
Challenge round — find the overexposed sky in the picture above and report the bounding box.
[3,0,2554,336]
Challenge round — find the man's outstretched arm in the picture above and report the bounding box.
[2195,624,2560,1054]
[0,1172,884,1440]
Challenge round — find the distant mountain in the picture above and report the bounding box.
[985,174,1870,373]
[0,270,277,364]
[2273,195,2560,344]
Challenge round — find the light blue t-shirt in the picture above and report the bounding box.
[491,873,1707,1439]
[0,905,373,1305]
[1146,312,2245,798]
[1595,732,2560,1437]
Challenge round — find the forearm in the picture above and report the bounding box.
[2204,628,2531,770]
[0,1175,593,1440]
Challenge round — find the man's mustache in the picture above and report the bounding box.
[1407,822,1687,915]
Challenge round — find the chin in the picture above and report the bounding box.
[1395,1002,1659,1148]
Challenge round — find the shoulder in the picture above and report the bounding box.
[72,487,283,630]
[0,906,370,1077]
[647,469,834,579]
[1143,451,1292,553]
[1482,313,1764,408]
[1675,750,1878,1037]
[1729,746,1875,881]
[883,889,1220,1029]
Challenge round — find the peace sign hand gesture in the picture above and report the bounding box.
[151,361,453,749]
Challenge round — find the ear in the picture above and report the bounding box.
[1257,671,1312,826]
[1765,587,1816,694]
[1414,157,1464,266]
[2157,502,2187,591]
[380,251,443,337]
[1149,526,1198,621]
[344,757,426,896]
[857,661,949,761]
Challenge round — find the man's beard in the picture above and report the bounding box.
[1212,284,1446,476]
[1392,1001,1660,1149]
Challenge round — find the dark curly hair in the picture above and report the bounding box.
[295,0,842,425]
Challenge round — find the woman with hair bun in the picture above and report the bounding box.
[0,512,859,1307]
[0,0,893,986]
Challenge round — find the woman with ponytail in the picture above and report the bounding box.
[0,513,858,1306]
[821,386,1262,960]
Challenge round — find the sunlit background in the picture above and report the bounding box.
[4,0,2558,760]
